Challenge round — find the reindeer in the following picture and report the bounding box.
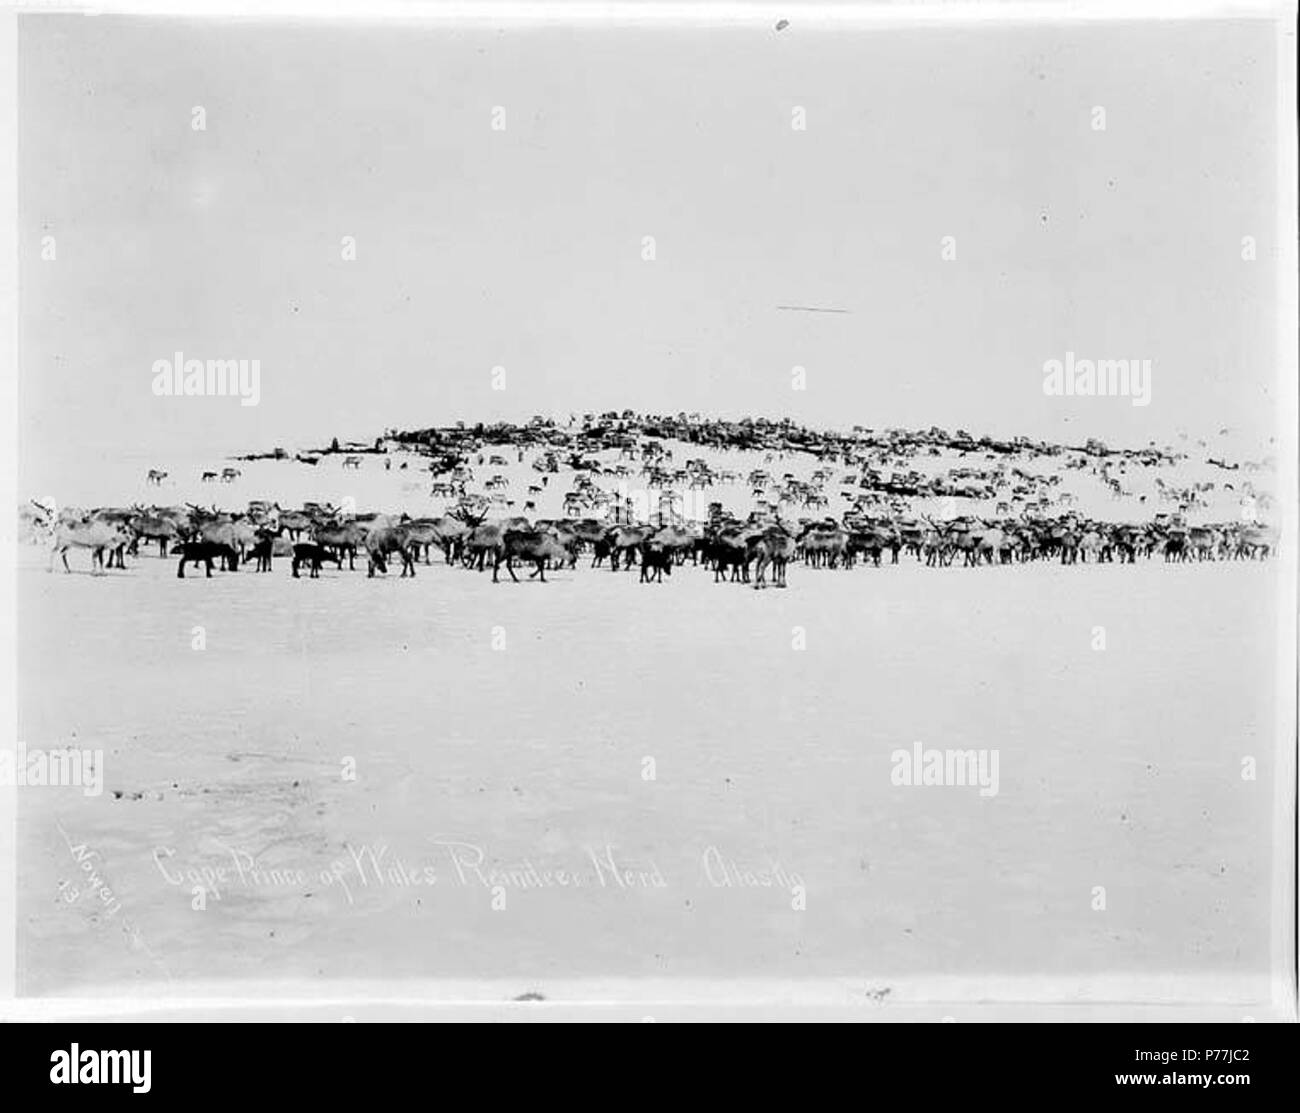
[129,510,181,557]
[365,524,417,578]
[638,540,674,583]
[750,525,796,588]
[274,507,314,541]
[175,541,239,578]
[37,506,131,575]
[249,531,276,572]
[146,469,168,486]
[292,543,342,578]
[493,528,571,583]
[311,521,366,570]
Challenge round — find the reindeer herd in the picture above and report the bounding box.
[38,411,1271,591]
[23,492,1278,590]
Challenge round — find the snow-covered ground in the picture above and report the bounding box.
[15,513,1283,1004]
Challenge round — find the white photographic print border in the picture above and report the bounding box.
[0,0,1294,1023]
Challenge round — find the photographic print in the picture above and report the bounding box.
[5,1,1296,1023]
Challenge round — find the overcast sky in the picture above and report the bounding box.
[19,15,1283,492]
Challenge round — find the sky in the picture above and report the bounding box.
[18,14,1285,494]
